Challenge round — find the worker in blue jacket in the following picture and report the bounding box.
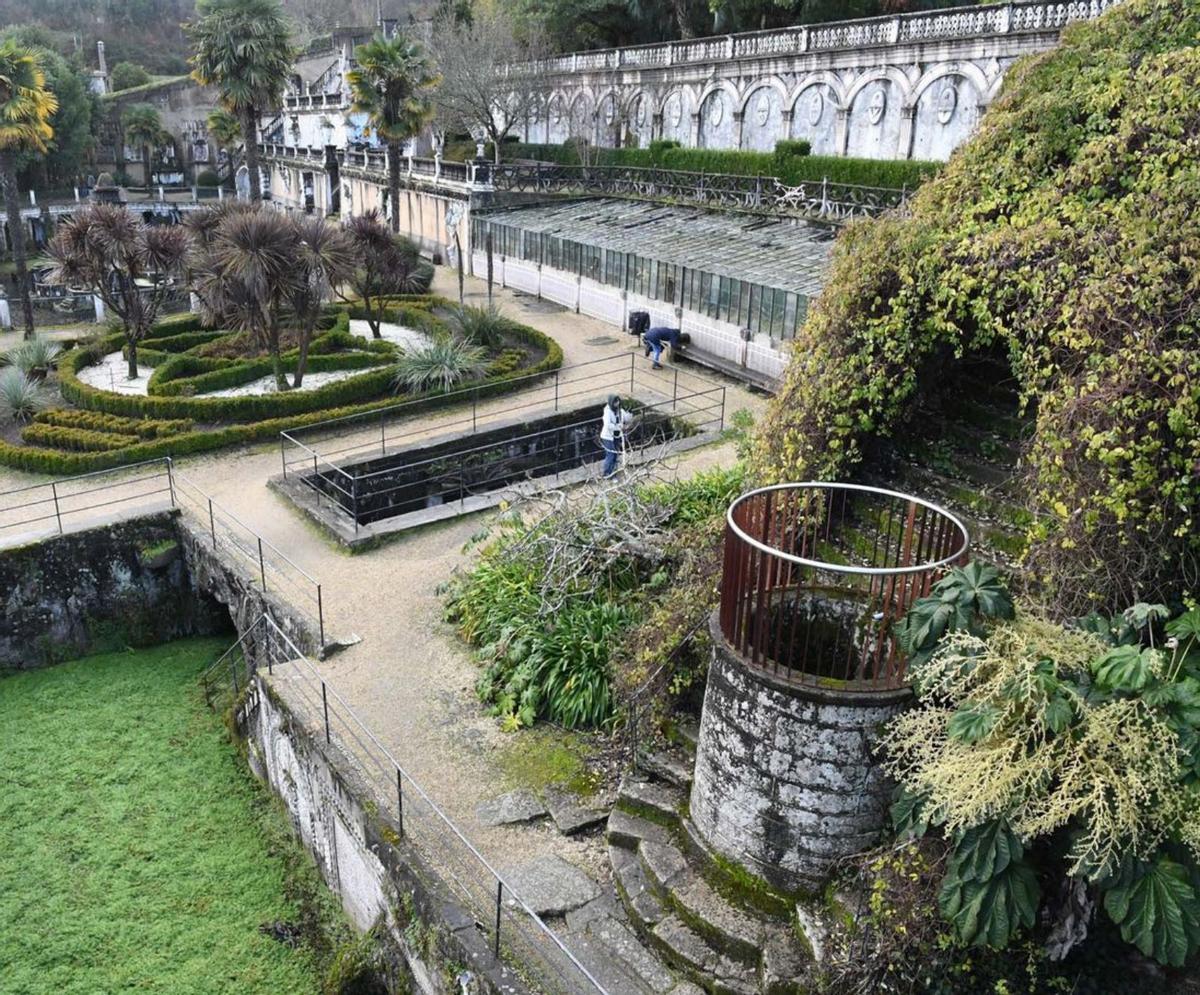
[642,327,691,369]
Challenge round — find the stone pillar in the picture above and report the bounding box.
[835,107,850,156]
[689,112,701,148]
[688,613,910,893]
[897,105,917,160]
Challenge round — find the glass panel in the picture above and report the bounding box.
[718,277,732,322]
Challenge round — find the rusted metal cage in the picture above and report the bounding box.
[718,483,969,691]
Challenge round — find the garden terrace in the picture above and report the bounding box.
[719,482,969,690]
[0,299,563,474]
[274,353,727,546]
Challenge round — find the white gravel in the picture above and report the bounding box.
[74,318,432,399]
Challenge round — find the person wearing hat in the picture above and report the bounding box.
[600,395,635,477]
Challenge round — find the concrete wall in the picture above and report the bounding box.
[97,79,222,185]
[688,614,909,892]
[245,675,529,995]
[0,512,227,670]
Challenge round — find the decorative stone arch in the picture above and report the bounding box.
[909,64,989,161]
[784,70,847,114]
[789,73,847,157]
[568,90,595,143]
[844,66,913,159]
[622,89,653,148]
[546,90,572,144]
[695,79,740,149]
[657,87,693,145]
[737,79,789,152]
[594,87,623,148]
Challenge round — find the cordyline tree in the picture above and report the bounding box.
[122,104,165,188]
[0,40,57,339]
[47,205,190,378]
[192,207,355,389]
[347,31,439,233]
[338,208,426,338]
[188,0,294,203]
[429,4,545,164]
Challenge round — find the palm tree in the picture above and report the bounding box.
[122,104,164,190]
[47,205,190,378]
[205,107,241,188]
[188,0,294,204]
[287,216,356,386]
[348,32,439,233]
[0,40,57,339]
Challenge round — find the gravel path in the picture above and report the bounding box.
[0,267,770,927]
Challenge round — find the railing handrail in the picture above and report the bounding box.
[251,614,609,993]
[726,481,969,577]
[0,457,170,500]
[513,0,1117,75]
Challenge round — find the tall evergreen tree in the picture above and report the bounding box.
[0,40,57,339]
[188,0,294,203]
[347,31,438,232]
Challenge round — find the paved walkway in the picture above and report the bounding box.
[0,267,768,990]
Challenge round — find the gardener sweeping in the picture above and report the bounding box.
[599,395,638,477]
[642,326,690,370]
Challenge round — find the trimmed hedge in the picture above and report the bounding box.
[146,350,389,397]
[22,424,140,452]
[507,141,939,190]
[0,309,564,474]
[33,409,194,439]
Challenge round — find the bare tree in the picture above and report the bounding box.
[428,5,546,164]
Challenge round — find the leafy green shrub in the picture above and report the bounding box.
[22,423,140,452]
[33,409,193,439]
[884,566,1200,967]
[506,141,938,189]
[195,169,219,187]
[753,0,1200,614]
[0,368,48,423]
[391,338,487,393]
[773,139,810,160]
[109,61,151,92]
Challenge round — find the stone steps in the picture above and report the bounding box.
[640,746,695,791]
[607,772,811,994]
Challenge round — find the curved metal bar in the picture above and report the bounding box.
[725,481,969,577]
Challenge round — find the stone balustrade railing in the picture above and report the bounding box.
[513,0,1117,75]
[283,92,346,111]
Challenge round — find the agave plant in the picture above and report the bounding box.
[0,366,47,422]
[391,338,487,394]
[446,303,513,350]
[8,334,62,375]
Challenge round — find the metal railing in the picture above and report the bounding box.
[280,353,726,534]
[0,457,327,647]
[206,613,610,994]
[718,482,969,690]
[171,467,326,646]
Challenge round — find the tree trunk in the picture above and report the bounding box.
[127,339,139,380]
[267,316,288,390]
[293,318,315,388]
[387,140,401,233]
[673,0,696,38]
[142,145,152,191]
[0,154,35,340]
[241,106,262,203]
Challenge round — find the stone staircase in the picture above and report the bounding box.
[607,726,816,995]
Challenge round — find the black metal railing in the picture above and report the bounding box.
[280,353,726,534]
[718,482,969,690]
[204,613,610,994]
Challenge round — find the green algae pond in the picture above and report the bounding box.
[0,638,338,994]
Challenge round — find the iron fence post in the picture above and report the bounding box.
[554,370,559,411]
[317,585,325,647]
[673,368,678,410]
[231,654,239,697]
[353,476,360,537]
[280,435,287,478]
[258,537,267,590]
[209,498,216,547]
[472,390,477,432]
[50,481,63,534]
[380,411,386,455]
[494,882,503,958]
[322,682,331,744]
[166,459,176,507]
[629,352,635,393]
[720,387,726,432]
[396,767,404,838]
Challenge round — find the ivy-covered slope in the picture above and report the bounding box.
[752,0,1200,615]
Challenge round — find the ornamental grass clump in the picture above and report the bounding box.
[7,334,61,374]
[390,337,487,394]
[882,565,1200,968]
[0,366,47,422]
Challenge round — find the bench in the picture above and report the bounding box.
[673,341,780,393]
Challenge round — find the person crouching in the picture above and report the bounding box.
[642,327,691,369]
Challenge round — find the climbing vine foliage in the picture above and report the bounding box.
[753,0,1200,613]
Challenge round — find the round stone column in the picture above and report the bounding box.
[688,613,911,893]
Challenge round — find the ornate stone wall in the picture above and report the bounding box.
[689,614,910,891]
[512,0,1118,161]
